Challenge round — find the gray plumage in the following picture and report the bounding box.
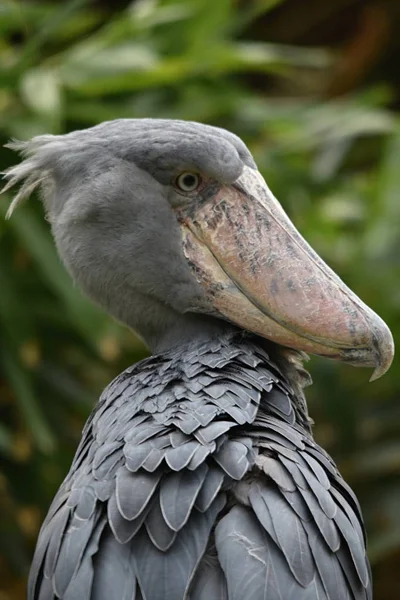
[1,119,374,600]
[26,334,370,600]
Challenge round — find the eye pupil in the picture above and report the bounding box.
[183,174,196,187]
[176,171,200,192]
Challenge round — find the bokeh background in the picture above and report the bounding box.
[0,0,399,598]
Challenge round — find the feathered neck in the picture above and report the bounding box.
[143,329,314,433]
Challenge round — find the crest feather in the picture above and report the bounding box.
[1,136,56,218]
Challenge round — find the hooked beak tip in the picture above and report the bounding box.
[369,322,395,381]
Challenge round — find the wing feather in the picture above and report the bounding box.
[189,557,228,600]
[145,496,177,551]
[115,468,161,520]
[91,526,137,600]
[249,483,314,586]
[216,505,319,600]
[132,495,226,600]
[195,466,225,512]
[159,464,208,531]
[52,512,102,598]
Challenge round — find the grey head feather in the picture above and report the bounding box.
[1,119,256,351]
[2,119,256,218]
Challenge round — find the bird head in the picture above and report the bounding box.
[2,119,394,378]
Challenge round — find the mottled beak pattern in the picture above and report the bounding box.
[179,166,394,380]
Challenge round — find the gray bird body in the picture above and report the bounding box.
[3,119,393,599]
[28,333,370,600]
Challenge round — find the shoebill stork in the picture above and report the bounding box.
[3,119,394,600]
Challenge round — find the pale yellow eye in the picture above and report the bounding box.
[175,172,201,192]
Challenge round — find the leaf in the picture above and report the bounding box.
[0,423,13,456]
[0,344,55,454]
[365,124,400,258]
[20,68,62,119]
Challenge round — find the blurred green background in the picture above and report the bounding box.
[0,0,399,598]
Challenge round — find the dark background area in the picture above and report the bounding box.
[0,0,399,598]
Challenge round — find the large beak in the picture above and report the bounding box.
[177,166,394,380]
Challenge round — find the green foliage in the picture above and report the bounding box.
[0,0,399,596]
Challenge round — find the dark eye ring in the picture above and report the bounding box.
[175,172,201,192]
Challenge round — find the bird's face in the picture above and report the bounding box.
[3,119,394,378]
